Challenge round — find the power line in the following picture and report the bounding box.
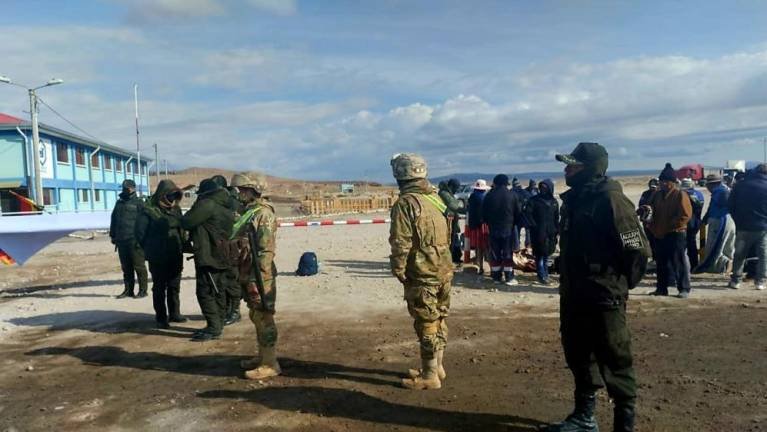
[36,96,103,142]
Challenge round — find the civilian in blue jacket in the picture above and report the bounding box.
[694,174,736,274]
[728,164,767,290]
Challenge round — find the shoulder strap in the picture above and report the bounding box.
[231,205,261,240]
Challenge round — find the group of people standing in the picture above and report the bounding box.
[110,173,282,380]
[638,162,767,296]
[390,143,649,431]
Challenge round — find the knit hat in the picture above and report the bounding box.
[658,163,676,182]
[493,174,509,186]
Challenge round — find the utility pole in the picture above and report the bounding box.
[28,89,44,206]
[153,142,160,184]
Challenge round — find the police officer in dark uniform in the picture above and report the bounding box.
[545,143,650,432]
[181,178,237,341]
[110,179,149,299]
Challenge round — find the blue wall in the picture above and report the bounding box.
[0,130,149,212]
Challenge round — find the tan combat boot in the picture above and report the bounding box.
[402,357,441,390]
[244,345,281,380]
[407,349,446,380]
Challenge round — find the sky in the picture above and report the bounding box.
[1,0,767,181]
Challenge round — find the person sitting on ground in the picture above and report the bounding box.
[482,174,522,285]
[466,179,491,274]
[647,163,692,298]
[525,179,559,285]
[728,163,767,291]
[694,173,736,274]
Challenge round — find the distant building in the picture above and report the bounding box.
[340,183,355,194]
[0,113,150,213]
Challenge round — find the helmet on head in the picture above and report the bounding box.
[390,153,428,180]
[230,173,267,194]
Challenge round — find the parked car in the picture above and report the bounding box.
[454,183,472,206]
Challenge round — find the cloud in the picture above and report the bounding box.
[247,0,297,16]
[120,0,226,23]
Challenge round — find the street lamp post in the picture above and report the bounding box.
[0,75,63,207]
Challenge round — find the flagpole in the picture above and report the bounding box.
[134,83,142,196]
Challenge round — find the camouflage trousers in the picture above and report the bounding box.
[405,282,451,359]
[242,281,278,348]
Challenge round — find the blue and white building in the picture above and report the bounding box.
[0,113,150,213]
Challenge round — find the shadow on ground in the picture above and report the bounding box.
[199,386,542,431]
[325,259,391,279]
[26,346,403,387]
[8,310,205,339]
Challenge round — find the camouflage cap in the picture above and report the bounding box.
[390,153,428,180]
[555,142,608,166]
[231,173,267,193]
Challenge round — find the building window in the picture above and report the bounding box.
[116,159,122,172]
[80,189,89,202]
[42,188,56,206]
[56,144,69,163]
[75,148,86,166]
[91,153,100,168]
[94,190,101,202]
[104,156,112,170]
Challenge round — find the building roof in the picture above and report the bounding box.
[0,112,151,161]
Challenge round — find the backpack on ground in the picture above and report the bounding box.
[296,251,319,276]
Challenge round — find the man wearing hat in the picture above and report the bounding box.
[647,163,693,298]
[181,178,237,341]
[695,173,736,274]
[110,179,149,299]
[212,174,244,326]
[229,173,282,380]
[389,153,452,390]
[547,142,650,432]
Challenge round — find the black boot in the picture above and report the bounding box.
[544,392,599,432]
[490,270,502,283]
[116,282,134,299]
[613,405,635,432]
[136,288,148,298]
[224,301,241,326]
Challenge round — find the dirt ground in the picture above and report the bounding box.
[1,180,766,432]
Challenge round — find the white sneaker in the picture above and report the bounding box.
[728,280,740,289]
[505,278,518,286]
[757,283,765,291]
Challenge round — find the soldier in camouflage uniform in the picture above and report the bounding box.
[545,142,650,432]
[389,153,453,390]
[229,173,281,380]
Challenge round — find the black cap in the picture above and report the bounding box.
[122,179,136,189]
[555,142,608,166]
[493,174,509,186]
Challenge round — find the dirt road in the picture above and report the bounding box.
[1,222,766,432]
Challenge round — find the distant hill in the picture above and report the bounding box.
[432,169,659,185]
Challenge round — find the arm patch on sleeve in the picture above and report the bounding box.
[620,229,643,250]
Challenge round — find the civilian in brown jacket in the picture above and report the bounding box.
[648,163,693,298]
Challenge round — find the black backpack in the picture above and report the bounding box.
[296,251,319,276]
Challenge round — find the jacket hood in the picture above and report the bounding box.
[438,181,449,191]
[151,179,181,206]
[208,188,231,206]
[539,178,555,195]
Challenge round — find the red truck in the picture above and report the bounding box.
[675,163,723,185]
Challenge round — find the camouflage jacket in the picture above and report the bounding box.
[231,198,277,284]
[389,179,453,286]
